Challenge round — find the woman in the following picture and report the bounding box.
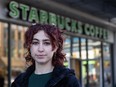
[11,24,81,87]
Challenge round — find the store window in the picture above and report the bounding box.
[10,24,27,83]
[103,43,112,87]
[63,35,71,67]
[18,26,26,58]
[82,61,87,87]
[72,37,80,58]
[88,40,101,87]
[88,60,100,87]
[0,22,8,87]
[81,38,87,59]
[11,25,15,58]
[88,40,101,59]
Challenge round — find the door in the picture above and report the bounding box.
[70,59,81,82]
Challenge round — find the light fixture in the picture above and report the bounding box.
[110,17,116,24]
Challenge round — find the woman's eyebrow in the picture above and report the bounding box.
[43,39,50,42]
[32,38,39,41]
[32,38,50,42]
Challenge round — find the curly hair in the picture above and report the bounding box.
[24,24,66,66]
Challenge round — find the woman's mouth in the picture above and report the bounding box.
[35,55,46,58]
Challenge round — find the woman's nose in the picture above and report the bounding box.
[38,44,44,52]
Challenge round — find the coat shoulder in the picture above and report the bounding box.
[66,74,81,87]
[56,66,81,87]
[11,73,25,87]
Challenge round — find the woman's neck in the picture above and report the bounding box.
[34,62,54,74]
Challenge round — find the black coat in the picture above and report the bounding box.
[11,65,81,87]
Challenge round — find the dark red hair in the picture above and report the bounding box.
[24,24,66,66]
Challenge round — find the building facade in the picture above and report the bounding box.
[0,0,116,87]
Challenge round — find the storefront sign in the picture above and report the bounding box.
[8,1,108,40]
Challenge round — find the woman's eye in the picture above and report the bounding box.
[32,42,39,45]
[44,42,51,45]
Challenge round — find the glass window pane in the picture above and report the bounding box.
[11,24,26,83]
[81,38,86,59]
[0,22,8,87]
[18,26,25,58]
[72,37,80,58]
[63,35,71,67]
[88,60,100,87]
[88,40,101,59]
[11,25,17,58]
[87,40,102,87]
[103,43,112,87]
[82,61,87,87]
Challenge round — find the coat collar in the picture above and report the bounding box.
[23,65,75,87]
[46,66,75,87]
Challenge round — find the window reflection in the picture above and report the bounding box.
[88,60,100,87]
[63,35,71,58]
[88,40,101,59]
[82,61,87,87]
[87,40,101,87]
[11,24,27,83]
[81,38,86,59]
[18,26,25,58]
[0,22,8,87]
[103,43,112,87]
[72,37,80,58]
[63,35,71,67]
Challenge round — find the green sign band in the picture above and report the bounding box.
[8,1,108,40]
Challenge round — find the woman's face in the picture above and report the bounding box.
[30,30,57,65]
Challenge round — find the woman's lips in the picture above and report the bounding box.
[35,55,46,58]
[36,54,46,56]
